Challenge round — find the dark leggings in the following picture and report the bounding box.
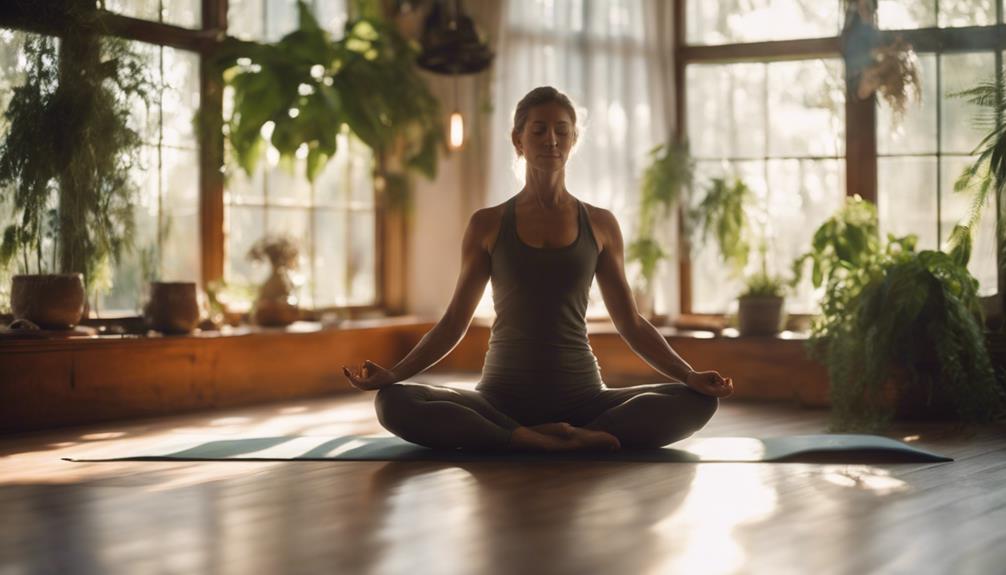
[374,381,718,450]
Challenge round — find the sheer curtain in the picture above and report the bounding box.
[480,0,677,318]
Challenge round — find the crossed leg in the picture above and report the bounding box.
[576,383,720,449]
[375,382,620,451]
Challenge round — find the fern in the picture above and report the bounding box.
[805,199,1006,431]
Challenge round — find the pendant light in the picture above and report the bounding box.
[415,0,494,151]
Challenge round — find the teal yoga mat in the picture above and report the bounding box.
[64,434,952,463]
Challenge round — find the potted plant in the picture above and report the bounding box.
[690,176,788,335]
[795,196,1006,430]
[626,140,693,319]
[0,14,152,328]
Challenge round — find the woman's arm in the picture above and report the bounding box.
[592,208,733,397]
[348,209,492,389]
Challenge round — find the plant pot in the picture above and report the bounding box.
[253,268,299,327]
[144,282,200,334]
[737,295,785,336]
[11,274,86,330]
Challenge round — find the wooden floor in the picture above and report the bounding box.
[2,372,1005,575]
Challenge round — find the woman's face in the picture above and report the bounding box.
[513,102,577,172]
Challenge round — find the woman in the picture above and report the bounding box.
[343,86,733,452]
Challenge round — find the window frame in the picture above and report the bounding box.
[0,0,387,317]
[673,0,1006,318]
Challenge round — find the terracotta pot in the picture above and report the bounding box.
[144,282,200,334]
[11,274,86,329]
[737,295,785,336]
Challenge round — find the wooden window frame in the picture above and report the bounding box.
[673,0,1006,318]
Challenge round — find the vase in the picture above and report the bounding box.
[253,266,299,327]
[10,274,86,330]
[144,281,200,334]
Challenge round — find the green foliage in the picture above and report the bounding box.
[741,272,787,298]
[691,177,752,276]
[803,199,1006,431]
[791,195,881,290]
[626,141,692,286]
[217,2,443,184]
[0,27,152,295]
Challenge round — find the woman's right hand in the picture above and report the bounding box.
[342,360,398,391]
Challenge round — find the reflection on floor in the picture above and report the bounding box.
[2,372,1005,575]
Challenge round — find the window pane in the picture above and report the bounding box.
[877,53,937,155]
[686,0,842,45]
[878,156,939,250]
[267,160,312,207]
[767,59,845,157]
[161,47,200,149]
[348,209,376,305]
[162,0,201,29]
[160,147,200,283]
[104,0,159,23]
[941,156,997,295]
[939,0,995,27]
[877,0,936,29]
[941,52,995,155]
[227,163,266,204]
[687,63,766,159]
[767,159,846,313]
[226,205,267,288]
[104,0,201,28]
[312,208,347,307]
[229,0,348,42]
[101,145,160,314]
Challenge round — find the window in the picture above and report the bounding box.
[681,0,1006,316]
[223,0,376,309]
[101,43,202,314]
[1,0,378,315]
[686,59,846,314]
[877,51,999,295]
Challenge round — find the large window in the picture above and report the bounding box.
[686,59,846,313]
[224,0,376,309]
[0,0,378,315]
[877,51,999,296]
[681,0,1005,315]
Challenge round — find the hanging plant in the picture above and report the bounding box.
[216,1,444,185]
[0,17,154,296]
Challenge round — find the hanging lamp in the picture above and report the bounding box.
[415,0,494,150]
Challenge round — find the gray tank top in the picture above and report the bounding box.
[479,195,602,391]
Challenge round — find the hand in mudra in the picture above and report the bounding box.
[343,360,398,391]
[686,370,734,398]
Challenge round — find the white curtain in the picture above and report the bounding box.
[484,0,678,317]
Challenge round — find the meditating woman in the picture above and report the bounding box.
[343,86,733,452]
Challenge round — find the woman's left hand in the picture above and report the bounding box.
[686,370,734,398]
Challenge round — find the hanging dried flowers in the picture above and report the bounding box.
[857,36,922,121]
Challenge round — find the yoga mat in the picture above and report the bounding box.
[64,434,952,463]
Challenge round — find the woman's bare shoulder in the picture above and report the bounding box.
[581,201,620,251]
[468,202,507,252]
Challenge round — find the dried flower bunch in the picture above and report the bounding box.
[247,234,300,270]
[859,36,922,120]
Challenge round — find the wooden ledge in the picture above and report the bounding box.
[1,316,830,434]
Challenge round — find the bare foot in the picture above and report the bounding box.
[527,422,576,438]
[509,425,621,452]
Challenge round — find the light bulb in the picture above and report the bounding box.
[449,111,464,150]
